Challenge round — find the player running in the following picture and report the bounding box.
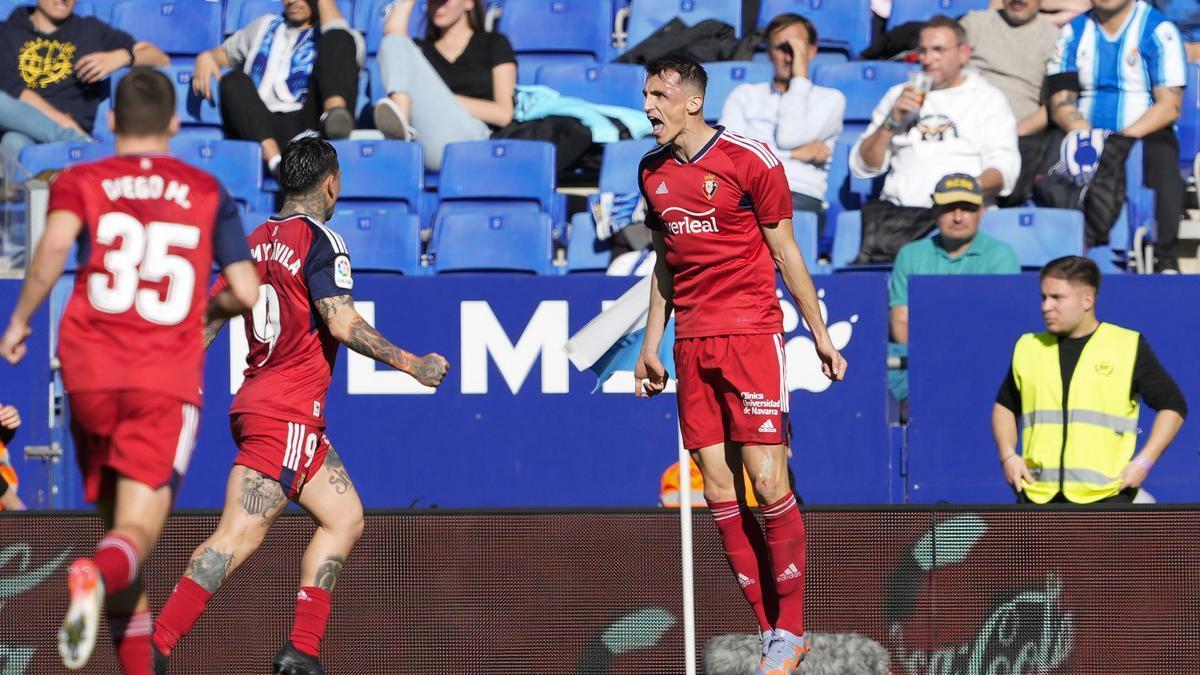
[151,137,449,675]
[0,68,260,673]
[633,54,847,675]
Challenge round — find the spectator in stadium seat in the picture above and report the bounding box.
[851,15,1019,263]
[1047,0,1187,272]
[0,0,168,156]
[990,0,1093,25]
[993,256,1186,504]
[0,402,25,510]
[963,0,1061,206]
[1150,0,1200,60]
[372,0,517,171]
[718,13,845,240]
[193,0,364,175]
[888,174,1018,408]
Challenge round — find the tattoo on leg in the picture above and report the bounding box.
[240,472,287,518]
[185,547,234,593]
[313,555,346,592]
[325,447,352,496]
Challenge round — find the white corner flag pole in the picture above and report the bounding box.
[678,422,697,675]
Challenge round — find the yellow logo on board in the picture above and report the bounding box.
[18,38,76,89]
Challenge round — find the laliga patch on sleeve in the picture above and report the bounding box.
[334,255,353,289]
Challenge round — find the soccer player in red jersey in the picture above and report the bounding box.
[0,68,260,673]
[151,138,449,675]
[633,54,847,675]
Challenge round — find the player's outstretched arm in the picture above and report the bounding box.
[0,210,82,365]
[205,261,259,324]
[761,219,846,382]
[314,294,449,387]
[635,231,674,398]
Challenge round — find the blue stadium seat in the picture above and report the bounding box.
[831,209,861,270]
[110,0,222,58]
[229,0,355,33]
[980,208,1085,269]
[501,0,613,77]
[240,210,274,236]
[534,62,645,110]
[703,61,773,123]
[758,0,872,59]
[329,207,424,275]
[792,210,819,271]
[428,206,556,274]
[599,137,655,194]
[438,140,556,212]
[329,140,423,212]
[813,60,917,125]
[889,0,990,27]
[168,138,265,210]
[823,132,877,253]
[354,0,418,53]
[109,66,222,133]
[18,141,115,176]
[625,0,742,49]
[1178,63,1199,171]
[566,212,611,272]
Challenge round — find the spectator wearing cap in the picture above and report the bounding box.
[718,13,845,240]
[993,255,1186,503]
[851,15,1020,263]
[1046,0,1187,272]
[888,174,1019,406]
[192,0,364,175]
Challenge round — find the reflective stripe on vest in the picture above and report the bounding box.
[1013,323,1140,504]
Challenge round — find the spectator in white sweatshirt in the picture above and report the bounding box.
[849,15,1020,262]
[719,13,845,240]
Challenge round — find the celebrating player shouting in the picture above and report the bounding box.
[151,138,449,675]
[634,54,847,675]
[0,68,260,673]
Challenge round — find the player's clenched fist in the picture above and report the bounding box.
[0,321,30,365]
[412,353,450,387]
[634,351,667,398]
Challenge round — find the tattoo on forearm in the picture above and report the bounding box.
[202,318,227,351]
[344,316,412,371]
[240,471,288,519]
[325,446,352,495]
[313,555,346,592]
[185,547,234,593]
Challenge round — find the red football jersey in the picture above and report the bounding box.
[217,214,352,426]
[52,153,251,405]
[639,128,793,338]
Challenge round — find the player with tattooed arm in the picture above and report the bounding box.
[151,138,449,675]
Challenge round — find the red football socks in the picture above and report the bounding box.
[94,533,140,596]
[289,586,332,657]
[710,500,777,633]
[152,576,213,656]
[109,610,152,674]
[762,492,807,635]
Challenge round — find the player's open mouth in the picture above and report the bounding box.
[648,116,665,137]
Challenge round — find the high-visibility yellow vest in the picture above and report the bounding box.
[1012,322,1140,503]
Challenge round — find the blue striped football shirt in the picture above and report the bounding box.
[1048,0,1187,131]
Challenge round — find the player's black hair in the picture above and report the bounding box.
[114,67,175,136]
[645,53,708,95]
[279,137,340,195]
[764,13,818,46]
[921,14,968,45]
[1041,255,1102,293]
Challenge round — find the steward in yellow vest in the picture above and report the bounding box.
[991,257,1187,504]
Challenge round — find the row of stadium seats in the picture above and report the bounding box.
[0,0,992,64]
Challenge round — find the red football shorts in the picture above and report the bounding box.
[231,413,330,499]
[674,333,790,450]
[68,391,200,503]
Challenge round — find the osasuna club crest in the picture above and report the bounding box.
[702,173,719,200]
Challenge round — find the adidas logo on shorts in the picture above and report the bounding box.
[776,563,802,583]
[737,573,755,588]
[758,419,777,434]
[655,180,669,194]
